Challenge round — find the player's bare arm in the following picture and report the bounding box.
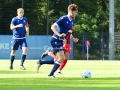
[25,26,29,37]
[70,34,79,43]
[10,24,23,30]
[51,23,66,37]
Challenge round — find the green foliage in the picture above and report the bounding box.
[0,0,110,35]
[74,0,109,33]
[1,0,120,34]
[115,0,120,32]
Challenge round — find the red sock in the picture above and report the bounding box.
[58,59,68,71]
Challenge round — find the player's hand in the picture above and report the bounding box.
[17,24,23,27]
[73,38,79,43]
[26,32,29,37]
[59,33,66,37]
[63,39,67,44]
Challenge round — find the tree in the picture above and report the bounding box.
[115,0,120,32]
[73,0,109,33]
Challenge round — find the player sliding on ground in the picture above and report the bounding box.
[41,24,79,75]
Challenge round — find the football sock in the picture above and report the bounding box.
[20,54,27,66]
[48,61,61,76]
[58,59,68,71]
[40,59,55,65]
[48,52,57,59]
[10,54,15,67]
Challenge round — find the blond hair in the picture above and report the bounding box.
[17,8,24,12]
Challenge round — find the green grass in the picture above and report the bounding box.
[0,60,120,90]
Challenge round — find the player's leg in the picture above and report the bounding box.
[48,52,57,59]
[20,47,27,70]
[57,44,71,74]
[36,50,57,73]
[10,39,18,70]
[37,50,57,73]
[36,58,55,73]
[41,49,50,58]
[37,50,58,73]
[10,50,16,69]
[57,59,68,74]
[48,50,65,78]
[20,39,28,70]
[41,49,57,59]
[57,52,69,74]
[84,49,87,60]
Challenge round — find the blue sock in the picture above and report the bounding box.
[20,54,26,66]
[48,61,61,76]
[10,55,15,67]
[40,59,54,65]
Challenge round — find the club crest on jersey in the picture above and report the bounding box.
[55,42,57,44]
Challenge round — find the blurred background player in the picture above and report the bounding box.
[41,24,79,75]
[36,4,78,78]
[84,38,90,60]
[10,8,29,70]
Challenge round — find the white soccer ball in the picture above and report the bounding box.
[81,69,92,78]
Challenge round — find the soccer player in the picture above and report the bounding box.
[9,8,29,70]
[41,24,79,75]
[84,38,90,60]
[36,4,78,78]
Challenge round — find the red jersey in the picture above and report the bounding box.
[65,24,75,44]
[86,40,90,46]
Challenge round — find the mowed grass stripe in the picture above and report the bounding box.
[0,60,120,90]
[0,78,120,90]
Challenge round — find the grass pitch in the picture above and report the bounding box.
[0,60,120,90]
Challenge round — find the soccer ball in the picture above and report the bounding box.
[81,69,92,78]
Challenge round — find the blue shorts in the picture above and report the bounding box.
[11,39,28,50]
[50,38,64,54]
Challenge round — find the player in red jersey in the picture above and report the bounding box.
[41,24,79,74]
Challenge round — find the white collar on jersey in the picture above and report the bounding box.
[67,15,72,21]
[17,16,23,20]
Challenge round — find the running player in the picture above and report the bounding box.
[37,4,78,78]
[10,8,29,70]
[41,24,79,75]
[36,4,78,78]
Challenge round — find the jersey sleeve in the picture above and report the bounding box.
[55,16,65,26]
[10,18,16,25]
[24,17,29,27]
[26,22,29,27]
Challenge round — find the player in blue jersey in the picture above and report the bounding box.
[36,4,78,78]
[9,8,29,70]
